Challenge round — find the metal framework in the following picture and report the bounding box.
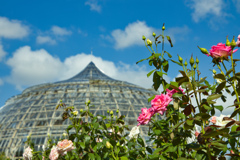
[0,62,159,159]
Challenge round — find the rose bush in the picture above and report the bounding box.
[22,24,240,160]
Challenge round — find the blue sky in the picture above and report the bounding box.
[0,0,240,112]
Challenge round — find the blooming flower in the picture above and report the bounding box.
[151,94,172,115]
[23,147,33,160]
[186,125,201,144]
[137,108,154,126]
[210,114,234,128]
[96,138,103,142]
[49,146,59,160]
[209,43,238,59]
[210,116,217,124]
[129,126,140,139]
[236,35,240,47]
[56,139,75,155]
[166,87,185,97]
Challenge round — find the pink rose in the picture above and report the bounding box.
[137,108,154,126]
[151,94,172,115]
[236,34,240,47]
[209,43,238,59]
[49,146,59,160]
[166,87,185,97]
[56,139,75,155]
[210,116,217,124]
[195,131,200,138]
[23,147,33,160]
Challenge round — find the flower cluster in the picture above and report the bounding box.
[49,139,75,160]
[23,147,33,160]
[137,87,184,126]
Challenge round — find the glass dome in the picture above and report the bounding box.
[0,62,159,159]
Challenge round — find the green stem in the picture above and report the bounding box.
[230,54,240,108]
[161,31,164,61]
[144,41,153,54]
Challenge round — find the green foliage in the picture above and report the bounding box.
[21,24,240,160]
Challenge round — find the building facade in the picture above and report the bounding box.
[0,62,158,159]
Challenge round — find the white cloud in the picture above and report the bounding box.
[232,0,240,13]
[107,21,190,49]
[6,46,63,87]
[0,41,7,61]
[111,21,156,49]
[51,26,72,36]
[36,36,57,45]
[186,0,224,22]
[36,26,72,45]
[85,0,101,13]
[0,16,29,39]
[6,46,155,90]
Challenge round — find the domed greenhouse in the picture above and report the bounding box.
[0,61,159,159]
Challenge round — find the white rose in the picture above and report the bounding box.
[129,126,140,139]
[215,114,232,127]
[23,147,33,160]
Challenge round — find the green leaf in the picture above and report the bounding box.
[195,113,211,120]
[186,119,194,126]
[148,95,155,103]
[171,59,182,66]
[153,71,161,91]
[211,141,227,149]
[226,68,233,76]
[154,53,162,58]
[215,105,223,112]
[216,81,226,93]
[84,135,91,145]
[176,76,189,85]
[146,147,153,154]
[120,157,129,160]
[177,158,188,160]
[147,69,156,77]
[163,61,169,72]
[166,36,173,47]
[230,108,240,119]
[136,57,149,64]
[172,93,183,98]
[89,153,95,160]
[164,51,172,58]
[202,104,211,110]
[172,121,185,130]
[198,77,207,84]
[137,137,145,147]
[207,94,222,101]
[165,146,177,152]
[153,129,161,135]
[79,142,85,149]
[214,73,226,81]
[157,71,167,77]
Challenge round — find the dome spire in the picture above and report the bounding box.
[57,62,115,83]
